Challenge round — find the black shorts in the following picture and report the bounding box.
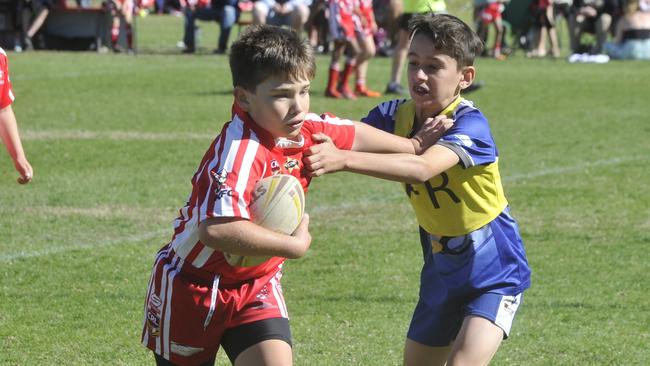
[154,317,292,366]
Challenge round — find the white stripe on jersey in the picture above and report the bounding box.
[307,112,354,126]
[209,116,259,220]
[234,131,260,219]
[192,245,214,268]
[161,255,182,359]
[270,275,289,318]
[171,207,200,258]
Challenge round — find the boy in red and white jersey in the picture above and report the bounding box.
[0,48,33,184]
[141,25,450,366]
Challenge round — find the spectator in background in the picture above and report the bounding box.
[107,0,135,53]
[569,0,619,54]
[181,0,238,53]
[0,48,33,184]
[385,0,446,95]
[527,0,561,58]
[604,0,650,59]
[22,0,54,50]
[252,0,310,33]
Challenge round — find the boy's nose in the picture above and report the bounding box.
[414,68,427,80]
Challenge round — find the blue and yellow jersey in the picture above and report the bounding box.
[363,97,531,296]
[363,96,506,237]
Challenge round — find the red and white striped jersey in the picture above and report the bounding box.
[167,103,355,283]
[0,48,15,109]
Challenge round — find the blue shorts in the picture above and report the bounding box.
[407,208,531,346]
[408,292,523,346]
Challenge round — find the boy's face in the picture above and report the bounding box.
[236,76,311,140]
[407,32,474,116]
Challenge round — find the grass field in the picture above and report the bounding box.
[1,9,650,366]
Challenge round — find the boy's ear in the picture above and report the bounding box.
[459,66,476,90]
[234,86,251,112]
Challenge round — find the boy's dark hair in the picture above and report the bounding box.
[408,13,484,68]
[229,25,316,91]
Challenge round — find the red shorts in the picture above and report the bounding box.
[329,3,356,41]
[480,2,503,24]
[141,246,289,366]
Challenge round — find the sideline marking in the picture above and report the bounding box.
[1,155,645,262]
[21,129,213,141]
[0,230,168,262]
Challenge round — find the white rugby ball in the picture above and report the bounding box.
[224,174,305,267]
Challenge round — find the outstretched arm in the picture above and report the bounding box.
[305,141,459,184]
[351,114,453,154]
[198,214,311,259]
[0,105,32,184]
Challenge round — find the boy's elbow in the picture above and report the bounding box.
[408,172,432,184]
[198,222,220,250]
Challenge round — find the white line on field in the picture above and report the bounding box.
[501,155,647,183]
[21,129,214,141]
[1,154,646,262]
[0,229,168,262]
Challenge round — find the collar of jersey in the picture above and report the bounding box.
[231,103,306,150]
[231,102,276,147]
[440,95,464,118]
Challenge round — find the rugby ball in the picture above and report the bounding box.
[223,174,305,267]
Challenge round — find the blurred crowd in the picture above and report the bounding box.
[0,0,648,61]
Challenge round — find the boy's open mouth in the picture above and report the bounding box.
[413,85,429,96]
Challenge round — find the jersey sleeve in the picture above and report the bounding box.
[0,49,15,109]
[437,108,498,168]
[360,99,406,133]
[193,122,264,223]
[306,112,356,150]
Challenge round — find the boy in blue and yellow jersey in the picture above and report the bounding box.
[304,13,531,366]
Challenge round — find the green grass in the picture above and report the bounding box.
[1,10,650,366]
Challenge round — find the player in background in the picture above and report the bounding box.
[141,25,450,366]
[353,0,382,97]
[478,0,507,60]
[0,48,33,184]
[326,0,361,99]
[304,13,531,365]
[326,0,382,99]
[107,0,135,53]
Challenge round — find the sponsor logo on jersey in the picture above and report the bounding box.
[270,159,281,174]
[146,294,162,337]
[211,169,233,199]
[284,158,299,172]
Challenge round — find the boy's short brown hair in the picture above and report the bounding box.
[229,25,316,91]
[408,13,484,69]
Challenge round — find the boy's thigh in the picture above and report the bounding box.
[447,315,503,366]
